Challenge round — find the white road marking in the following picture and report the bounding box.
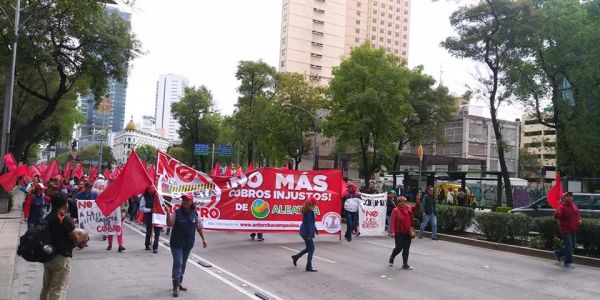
[362,240,429,256]
[584,288,600,294]
[278,246,336,263]
[125,222,282,300]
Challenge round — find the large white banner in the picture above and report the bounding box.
[77,200,122,236]
[358,193,387,236]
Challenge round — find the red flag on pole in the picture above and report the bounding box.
[3,152,18,172]
[283,162,289,170]
[63,162,72,178]
[224,164,232,177]
[96,150,153,216]
[210,162,221,176]
[0,165,28,191]
[547,171,563,210]
[29,165,42,178]
[73,162,84,179]
[88,166,98,182]
[247,162,254,172]
[234,165,243,176]
[41,160,60,181]
[146,164,155,184]
[103,168,111,179]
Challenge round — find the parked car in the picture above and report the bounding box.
[510,193,600,218]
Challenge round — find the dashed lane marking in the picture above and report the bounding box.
[278,246,336,263]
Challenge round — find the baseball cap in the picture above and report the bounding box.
[34,183,45,191]
[84,182,93,188]
[181,193,194,201]
[388,189,397,195]
[309,196,317,205]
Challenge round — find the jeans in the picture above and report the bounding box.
[390,233,412,265]
[171,246,193,282]
[345,211,356,240]
[293,235,315,270]
[129,202,139,221]
[418,213,438,239]
[555,233,576,264]
[108,221,124,247]
[145,223,162,250]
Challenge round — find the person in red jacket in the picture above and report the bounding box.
[553,192,582,269]
[389,195,420,269]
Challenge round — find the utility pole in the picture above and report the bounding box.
[98,96,108,170]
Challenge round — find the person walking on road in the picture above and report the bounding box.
[40,193,80,300]
[167,193,207,297]
[107,201,128,252]
[291,197,319,272]
[418,186,438,240]
[386,190,397,233]
[27,183,50,232]
[553,192,583,269]
[141,186,163,253]
[389,195,420,270]
[343,183,362,241]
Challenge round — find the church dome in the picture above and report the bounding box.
[125,118,137,131]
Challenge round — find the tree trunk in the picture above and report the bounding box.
[247,142,254,165]
[490,113,513,206]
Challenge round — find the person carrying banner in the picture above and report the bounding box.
[389,195,420,270]
[167,193,207,297]
[417,186,438,240]
[553,192,583,269]
[343,183,362,242]
[291,197,319,272]
[141,186,162,253]
[107,201,128,252]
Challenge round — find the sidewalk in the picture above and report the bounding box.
[0,207,23,300]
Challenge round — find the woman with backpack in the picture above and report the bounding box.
[389,195,420,270]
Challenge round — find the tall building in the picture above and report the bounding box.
[520,115,556,181]
[76,4,131,148]
[112,119,170,165]
[154,74,189,142]
[279,0,411,84]
[141,115,157,133]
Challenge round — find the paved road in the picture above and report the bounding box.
[11,221,600,300]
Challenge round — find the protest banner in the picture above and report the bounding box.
[358,193,387,236]
[155,151,343,234]
[77,200,122,235]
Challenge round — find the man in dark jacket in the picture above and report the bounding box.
[417,186,438,240]
[386,190,397,233]
[553,192,583,269]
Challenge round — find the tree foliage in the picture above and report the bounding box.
[168,147,192,165]
[0,0,140,161]
[76,145,114,167]
[136,144,157,165]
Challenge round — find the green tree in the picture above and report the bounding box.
[136,144,157,165]
[171,86,220,172]
[518,148,542,180]
[0,0,141,160]
[168,147,192,165]
[442,0,536,206]
[76,145,114,167]
[232,60,277,165]
[269,72,326,169]
[325,42,412,186]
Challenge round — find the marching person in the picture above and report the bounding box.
[167,193,207,297]
[107,201,128,252]
[553,192,583,269]
[417,186,438,240]
[342,183,362,242]
[386,190,397,233]
[141,186,162,253]
[291,197,318,272]
[389,195,420,270]
[27,183,51,232]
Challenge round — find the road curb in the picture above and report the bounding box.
[422,232,600,268]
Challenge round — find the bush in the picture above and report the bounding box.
[475,212,532,242]
[532,217,560,249]
[576,219,600,255]
[414,205,475,233]
[494,206,512,213]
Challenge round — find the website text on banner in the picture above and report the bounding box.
[358,193,387,236]
[77,200,122,235]
[154,152,343,234]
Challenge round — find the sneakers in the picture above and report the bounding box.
[106,245,112,251]
[564,263,575,269]
[389,258,394,267]
[291,255,298,267]
[554,252,563,264]
[118,246,126,253]
[305,268,318,272]
[432,237,439,240]
[153,249,158,254]
[402,264,413,270]
[256,238,265,242]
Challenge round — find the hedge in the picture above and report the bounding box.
[474,212,531,242]
[413,205,475,233]
[534,217,600,255]
[493,206,512,214]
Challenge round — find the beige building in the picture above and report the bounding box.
[520,116,557,180]
[279,0,411,84]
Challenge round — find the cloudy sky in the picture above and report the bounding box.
[123,0,519,124]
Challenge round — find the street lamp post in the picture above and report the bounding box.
[283,103,319,170]
[0,0,21,170]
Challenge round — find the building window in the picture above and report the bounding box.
[388,22,392,27]
[373,9,377,14]
[402,51,406,55]
[281,49,285,56]
[404,18,408,23]
[396,16,400,20]
[395,32,399,37]
[396,24,400,29]
[313,8,325,13]
[371,35,376,41]
[310,53,323,58]
[356,11,360,16]
[403,34,407,39]
[310,64,322,70]
[387,38,391,44]
[380,20,384,25]
[388,30,391,35]
[403,26,408,30]
[403,43,407,47]
[381,3,385,8]
[355,37,360,43]
[379,37,384,42]
[395,40,399,45]
[357,2,361,7]
[389,13,392,18]
[313,19,324,25]
[394,49,399,53]
[380,28,384,33]
[387,47,391,51]
[356,28,360,34]
[372,18,377,23]
[311,41,323,47]
[356,20,360,25]
[312,30,324,36]
[372,26,376,32]
[381,12,385,16]
[397,8,401,12]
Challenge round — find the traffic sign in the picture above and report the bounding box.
[194,143,210,156]
[217,145,232,156]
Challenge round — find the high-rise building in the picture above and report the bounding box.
[154,74,189,142]
[76,4,131,148]
[279,0,411,84]
[520,115,556,181]
[141,115,157,133]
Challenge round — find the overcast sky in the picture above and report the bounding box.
[124,0,520,125]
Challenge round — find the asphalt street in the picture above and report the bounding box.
[11,221,600,300]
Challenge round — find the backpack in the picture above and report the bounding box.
[17,220,56,263]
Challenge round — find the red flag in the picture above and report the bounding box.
[234,165,243,176]
[73,162,84,179]
[210,162,221,176]
[29,165,42,178]
[110,167,121,179]
[224,164,232,177]
[0,165,28,191]
[547,171,563,210]
[247,162,254,172]
[63,162,72,178]
[96,150,153,216]
[88,166,98,182]
[3,152,18,172]
[39,162,47,173]
[41,160,60,181]
[146,164,155,183]
[103,168,111,179]
[283,162,289,170]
